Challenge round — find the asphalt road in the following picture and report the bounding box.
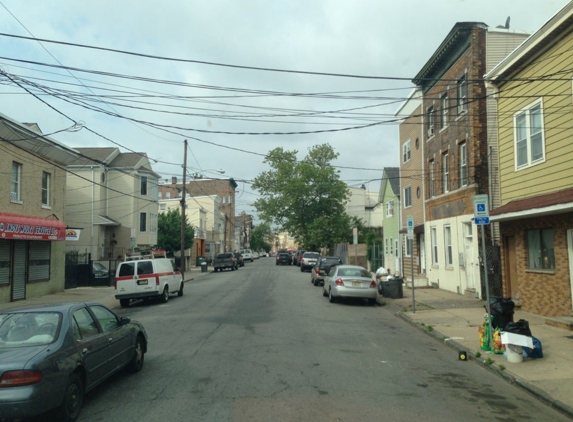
[76,258,571,422]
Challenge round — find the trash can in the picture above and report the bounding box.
[197,256,205,266]
[378,281,391,298]
[489,296,514,330]
[201,261,208,273]
[387,277,404,299]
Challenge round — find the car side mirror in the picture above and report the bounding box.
[120,317,131,325]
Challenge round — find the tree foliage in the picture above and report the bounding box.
[157,208,194,254]
[249,223,272,252]
[252,144,352,250]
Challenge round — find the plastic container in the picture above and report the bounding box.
[388,277,404,299]
[201,262,208,273]
[505,344,524,363]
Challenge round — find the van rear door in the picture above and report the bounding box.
[136,260,158,295]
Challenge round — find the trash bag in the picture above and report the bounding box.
[522,336,543,359]
[504,319,532,337]
[489,296,515,315]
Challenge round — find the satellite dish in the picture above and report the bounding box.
[496,16,510,29]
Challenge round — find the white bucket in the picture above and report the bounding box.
[506,344,524,363]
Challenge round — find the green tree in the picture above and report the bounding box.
[252,144,352,250]
[250,223,273,252]
[157,208,194,254]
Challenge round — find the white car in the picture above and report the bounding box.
[252,251,260,259]
[322,265,377,305]
[240,249,254,262]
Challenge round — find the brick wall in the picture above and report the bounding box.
[500,213,573,317]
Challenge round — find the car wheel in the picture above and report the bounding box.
[313,279,318,286]
[300,266,304,272]
[323,287,328,297]
[160,286,169,303]
[126,335,145,373]
[177,281,184,297]
[329,289,337,303]
[231,266,235,271]
[120,299,130,308]
[55,373,84,422]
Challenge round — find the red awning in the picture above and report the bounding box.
[0,212,66,241]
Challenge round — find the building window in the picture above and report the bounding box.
[140,176,148,196]
[41,172,51,207]
[431,227,438,265]
[404,186,412,208]
[442,151,449,193]
[444,226,453,266]
[429,159,435,197]
[403,140,411,163]
[457,75,467,114]
[385,238,389,255]
[527,228,554,269]
[427,106,435,137]
[441,92,448,128]
[140,212,147,232]
[395,239,399,257]
[29,241,51,281]
[159,203,166,211]
[389,237,394,256]
[515,100,545,169]
[405,237,413,257]
[11,162,22,202]
[386,200,394,217]
[459,142,467,187]
[166,192,171,199]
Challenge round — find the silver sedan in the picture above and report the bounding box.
[322,265,377,305]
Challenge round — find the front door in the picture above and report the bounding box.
[419,234,426,274]
[505,236,518,300]
[463,224,475,292]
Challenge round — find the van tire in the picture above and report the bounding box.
[177,282,184,297]
[120,299,130,308]
[160,287,169,303]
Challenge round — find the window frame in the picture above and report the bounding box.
[442,151,449,193]
[526,228,554,270]
[41,172,51,208]
[431,227,438,265]
[514,98,545,170]
[427,106,435,137]
[403,139,411,163]
[140,176,148,196]
[429,159,435,197]
[404,186,412,208]
[457,75,467,114]
[386,200,394,217]
[441,92,449,129]
[405,237,413,258]
[459,142,467,187]
[139,212,147,232]
[444,225,453,267]
[11,162,22,203]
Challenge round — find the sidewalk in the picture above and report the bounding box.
[0,266,210,312]
[381,287,573,419]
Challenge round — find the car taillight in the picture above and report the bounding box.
[0,370,43,388]
[315,267,319,274]
[370,280,376,288]
[156,276,160,286]
[335,278,344,286]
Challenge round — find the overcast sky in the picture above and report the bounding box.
[0,0,570,220]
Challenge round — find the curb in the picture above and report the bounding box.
[395,311,573,420]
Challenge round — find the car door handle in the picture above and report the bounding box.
[109,338,113,343]
[82,348,89,355]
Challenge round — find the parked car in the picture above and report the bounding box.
[0,302,147,421]
[92,262,109,279]
[234,252,245,267]
[259,250,269,257]
[213,252,238,272]
[322,265,377,305]
[252,251,260,259]
[294,251,305,266]
[300,251,320,272]
[240,249,254,262]
[311,256,343,286]
[276,252,291,265]
[115,256,184,308]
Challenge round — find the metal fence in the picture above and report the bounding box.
[64,252,118,289]
[480,244,503,298]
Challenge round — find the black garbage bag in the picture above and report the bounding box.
[504,319,532,336]
[489,296,515,315]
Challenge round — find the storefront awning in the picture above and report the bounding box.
[0,212,66,241]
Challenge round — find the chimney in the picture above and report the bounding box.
[360,184,366,190]
[172,176,177,185]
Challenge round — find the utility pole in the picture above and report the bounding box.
[180,140,187,272]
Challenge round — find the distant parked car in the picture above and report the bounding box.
[234,252,245,267]
[300,251,320,272]
[311,256,343,286]
[294,251,305,266]
[92,262,109,279]
[0,302,147,421]
[240,249,254,262]
[252,251,260,259]
[322,265,377,305]
[276,252,291,265]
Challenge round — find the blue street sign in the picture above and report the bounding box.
[474,217,490,225]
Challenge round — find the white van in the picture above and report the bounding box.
[114,257,183,308]
[240,249,253,262]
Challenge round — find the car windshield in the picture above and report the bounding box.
[0,312,61,347]
[304,253,320,258]
[320,258,341,267]
[93,262,107,271]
